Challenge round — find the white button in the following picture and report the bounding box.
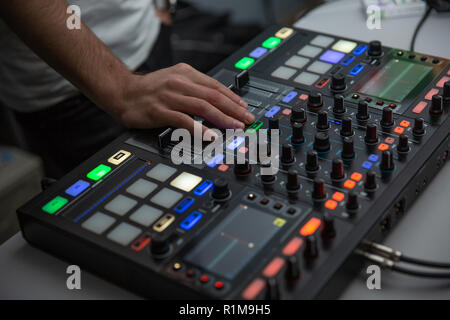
[271,66,297,80]
[170,172,202,192]
[297,45,322,58]
[129,205,163,227]
[150,187,183,209]
[81,212,115,235]
[293,72,320,85]
[146,163,177,182]
[105,194,137,216]
[126,178,157,198]
[310,35,334,47]
[285,55,310,69]
[307,61,332,74]
[107,222,141,246]
[332,40,357,53]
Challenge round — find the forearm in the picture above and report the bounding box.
[0,0,131,116]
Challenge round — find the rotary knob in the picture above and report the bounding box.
[342,137,355,159]
[331,158,345,180]
[234,160,251,176]
[330,73,346,91]
[269,116,279,130]
[316,111,329,130]
[380,150,394,171]
[368,40,382,56]
[306,150,319,172]
[150,233,171,257]
[380,107,394,128]
[364,171,377,191]
[304,235,319,260]
[321,213,336,240]
[281,143,295,164]
[357,101,369,121]
[308,91,323,109]
[365,123,378,144]
[212,178,231,200]
[397,134,410,153]
[443,81,450,106]
[340,116,353,137]
[312,178,326,200]
[286,255,300,280]
[346,191,359,211]
[413,117,425,136]
[291,122,305,144]
[291,106,307,124]
[429,95,443,117]
[286,168,300,191]
[313,132,330,153]
[333,94,346,114]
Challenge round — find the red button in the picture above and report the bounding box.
[425,88,439,100]
[262,257,285,278]
[131,233,151,252]
[282,109,291,116]
[384,137,395,145]
[200,275,209,283]
[378,143,389,151]
[332,191,345,202]
[238,147,248,154]
[324,199,337,210]
[299,94,308,101]
[300,217,321,236]
[344,179,356,189]
[393,126,404,134]
[437,76,450,88]
[351,172,363,182]
[242,278,266,300]
[215,281,224,290]
[315,78,330,89]
[412,101,427,114]
[399,120,410,128]
[282,237,303,256]
[218,164,229,172]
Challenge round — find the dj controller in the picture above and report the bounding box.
[18,26,449,299]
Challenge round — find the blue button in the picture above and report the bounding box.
[341,56,355,66]
[174,197,195,214]
[265,105,281,118]
[282,91,297,103]
[368,154,379,162]
[349,64,365,76]
[227,136,245,150]
[180,211,203,231]
[353,45,367,56]
[320,50,346,64]
[194,180,214,196]
[249,47,268,59]
[206,154,224,168]
[65,180,90,197]
[362,161,373,170]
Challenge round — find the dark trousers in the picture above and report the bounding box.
[14,25,173,179]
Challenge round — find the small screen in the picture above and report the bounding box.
[358,59,432,103]
[184,204,286,280]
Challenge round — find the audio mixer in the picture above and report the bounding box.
[17,26,449,299]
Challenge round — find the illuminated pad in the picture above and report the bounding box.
[320,50,345,64]
[106,222,141,246]
[108,150,131,165]
[104,194,137,216]
[262,37,281,49]
[170,172,202,192]
[42,196,68,214]
[294,71,320,85]
[275,27,293,39]
[126,178,157,198]
[235,57,255,70]
[285,55,309,69]
[81,212,116,235]
[150,188,183,209]
[307,61,332,74]
[271,66,297,80]
[129,205,163,227]
[297,45,322,58]
[87,164,111,181]
[146,163,177,182]
[332,40,357,53]
[310,35,334,47]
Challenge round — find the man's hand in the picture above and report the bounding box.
[117,63,254,134]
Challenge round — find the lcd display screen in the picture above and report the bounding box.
[358,59,432,103]
[184,204,286,280]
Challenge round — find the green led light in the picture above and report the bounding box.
[87,164,111,181]
[235,57,255,70]
[262,37,281,49]
[246,121,263,133]
[42,196,68,214]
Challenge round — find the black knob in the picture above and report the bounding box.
[413,117,425,136]
[281,143,295,164]
[380,150,394,171]
[291,106,307,124]
[304,235,319,260]
[429,95,443,117]
[234,160,251,176]
[260,160,275,184]
[306,150,319,171]
[365,123,378,144]
[364,171,377,190]
[269,116,279,130]
[266,278,280,300]
[286,255,300,280]
[397,134,410,153]
[212,178,230,200]
[316,111,329,130]
[313,132,330,153]
[357,101,369,121]
[368,40,382,56]
[291,122,305,144]
[340,116,353,136]
[312,178,326,200]
[308,91,323,109]
[346,191,359,211]
[286,168,300,191]
[331,158,345,180]
[330,73,346,91]
[443,81,450,105]
[150,233,171,257]
[333,94,346,114]
[342,137,355,159]
[381,107,394,127]
[321,213,336,240]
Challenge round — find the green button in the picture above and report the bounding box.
[246,121,263,133]
[235,57,255,70]
[87,164,111,181]
[42,196,68,214]
[262,37,281,49]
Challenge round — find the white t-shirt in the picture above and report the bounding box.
[0,0,160,112]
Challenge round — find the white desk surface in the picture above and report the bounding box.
[1,0,449,299]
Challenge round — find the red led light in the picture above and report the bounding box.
[242,278,266,300]
[300,217,321,236]
[282,237,303,256]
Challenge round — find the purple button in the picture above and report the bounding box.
[249,47,268,59]
[320,50,346,64]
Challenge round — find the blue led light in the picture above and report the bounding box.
[282,91,298,103]
[174,197,195,214]
[206,154,224,168]
[341,56,355,66]
[227,136,245,150]
[180,211,203,231]
[264,105,280,118]
[65,180,90,197]
[194,180,214,196]
[368,154,379,162]
[249,47,268,59]
[319,50,346,64]
[349,64,365,76]
[362,161,373,170]
[328,119,342,125]
[353,44,367,56]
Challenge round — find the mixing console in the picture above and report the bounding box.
[18,26,449,299]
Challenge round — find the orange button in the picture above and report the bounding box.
[242,278,266,300]
[399,120,410,128]
[351,172,363,182]
[332,191,345,202]
[412,101,427,114]
[282,108,292,116]
[425,88,439,100]
[393,126,404,134]
[282,237,303,256]
[344,179,356,189]
[218,164,229,172]
[300,217,321,236]
[262,257,285,278]
[384,137,395,145]
[325,199,337,210]
[378,143,389,151]
[437,76,450,88]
